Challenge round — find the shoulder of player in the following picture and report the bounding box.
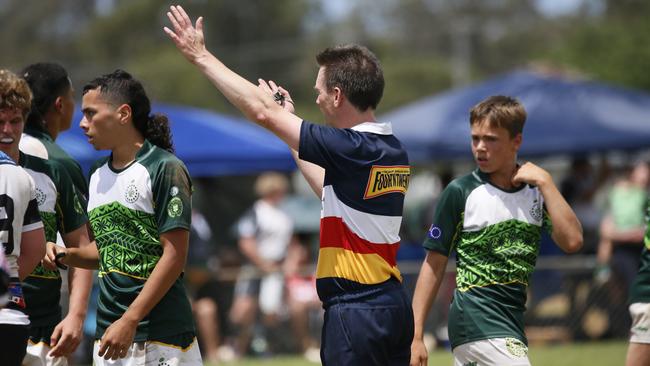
[0,161,29,182]
[139,145,188,176]
[21,152,54,175]
[22,153,76,187]
[446,171,485,195]
[45,143,84,170]
[1,161,38,197]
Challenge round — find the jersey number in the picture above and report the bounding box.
[0,194,15,255]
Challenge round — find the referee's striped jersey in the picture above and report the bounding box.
[299,120,410,301]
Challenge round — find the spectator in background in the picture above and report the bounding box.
[559,156,609,339]
[560,156,610,252]
[186,208,223,364]
[596,160,649,286]
[594,161,649,337]
[230,172,293,357]
[284,233,321,363]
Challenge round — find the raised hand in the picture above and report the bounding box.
[257,79,295,114]
[163,5,207,64]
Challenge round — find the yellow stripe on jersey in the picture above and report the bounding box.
[316,247,402,285]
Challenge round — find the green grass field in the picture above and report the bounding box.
[208,340,627,366]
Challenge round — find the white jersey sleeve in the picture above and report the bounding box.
[0,163,43,278]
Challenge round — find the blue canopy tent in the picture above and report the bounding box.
[57,104,295,176]
[383,70,650,162]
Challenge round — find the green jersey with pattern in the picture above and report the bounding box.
[423,169,551,349]
[19,152,88,329]
[88,140,194,341]
[628,199,650,304]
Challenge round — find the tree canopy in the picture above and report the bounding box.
[1,0,647,119]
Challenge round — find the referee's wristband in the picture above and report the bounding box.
[54,252,68,270]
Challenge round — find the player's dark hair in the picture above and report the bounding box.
[21,62,72,130]
[316,44,384,112]
[83,70,174,153]
[469,95,527,138]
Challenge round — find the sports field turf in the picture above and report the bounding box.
[206,340,627,366]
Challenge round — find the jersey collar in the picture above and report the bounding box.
[24,124,54,143]
[107,140,153,174]
[474,167,527,193]
[0,151,15,165]
[350,121,393,135]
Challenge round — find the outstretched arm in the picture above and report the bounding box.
[164,5,302,150]
[257,79,325,198]
[513,162,583,253]
[44,240,99,270]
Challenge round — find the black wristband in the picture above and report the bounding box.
[54,252,68,270]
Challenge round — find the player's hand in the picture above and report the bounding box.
[49,313,84,357]
[512,162,552,188]
[42,242,64,271]
[258,79,295,114]
[98,317,138,360]
[164,5,208,64]
[410,338,429,366]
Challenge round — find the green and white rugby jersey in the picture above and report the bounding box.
[21,125,89,201]
[423,169,551,349]
[19,152,88,329]
[628,199,650,305]
[88,140,194,342]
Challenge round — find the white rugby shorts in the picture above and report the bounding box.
[453,337,531,366]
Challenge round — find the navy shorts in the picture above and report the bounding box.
[320,280,414,366]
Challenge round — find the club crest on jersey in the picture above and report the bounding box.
[363,165,410,199]
[35,188,46,206]
[125,183,139,203]
[530,199,543,222]
[167,197,183,218]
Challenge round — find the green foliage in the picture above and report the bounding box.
[547,18,650,90]
[380,55,452,113]
[2,0,648,119]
